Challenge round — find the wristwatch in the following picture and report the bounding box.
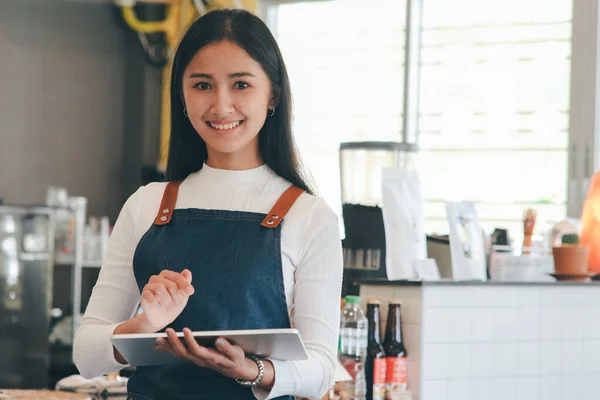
[235,354,265,387]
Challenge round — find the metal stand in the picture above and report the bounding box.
[71,202,86,340]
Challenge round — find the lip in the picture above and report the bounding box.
[205,120,244,134]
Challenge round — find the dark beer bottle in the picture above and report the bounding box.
[383,300,408,399]
[365,298,386,400]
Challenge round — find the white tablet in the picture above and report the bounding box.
[111,328,307,367]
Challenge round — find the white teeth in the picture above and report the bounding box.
[209,121,241,130]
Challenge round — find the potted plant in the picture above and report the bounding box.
[562,233,580,246]
[552,233,590,276]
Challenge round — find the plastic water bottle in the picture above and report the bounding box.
[339,295,368,399]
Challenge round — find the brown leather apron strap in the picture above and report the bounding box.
[154,180,183,225]
[261,185,305,229]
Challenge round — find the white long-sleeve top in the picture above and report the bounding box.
[73,163,344,400]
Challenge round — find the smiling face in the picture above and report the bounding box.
[181,40,276,169]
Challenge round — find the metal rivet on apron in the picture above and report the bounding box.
[266,220,274,225]
[160,216,167,222]
[271,215,279,219]
[163,209,170,213]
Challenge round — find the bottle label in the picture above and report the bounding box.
[373,358,387,399]
[386,356,408,394]
[340,355,360,381]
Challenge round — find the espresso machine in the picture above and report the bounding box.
[340,141,419,294]
[0,205,54,388]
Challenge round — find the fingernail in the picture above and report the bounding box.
[216,338,225,348]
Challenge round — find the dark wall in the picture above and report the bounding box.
[0,0,162,221]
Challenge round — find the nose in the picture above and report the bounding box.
[210,87,234,116]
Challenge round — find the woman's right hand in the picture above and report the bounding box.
[140,269,195,331]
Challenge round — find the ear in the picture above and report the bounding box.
[269,84,281,109]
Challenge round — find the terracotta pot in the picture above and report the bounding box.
[552,246,590,275]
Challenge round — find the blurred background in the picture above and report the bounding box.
[2,0,600,399]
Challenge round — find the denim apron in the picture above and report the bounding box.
[125,180,304,400]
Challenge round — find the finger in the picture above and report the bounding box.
[183,328,233,368]
[141,286,161,309]
[148,275,163,284]
[171,288,191,306]
[141,288,157,306]
[144,283,171,307]
[181,269,192,280]
[160,271,195,296]
[181,269,193,284]
[157,279,189,305]
[166,328,193,360]
[177,270,195,295]
[152,283,174,306]
[162,279,180,299]
[214,337,244,362]
[149,276,179,294]
[153,337,173,353]
[160,270,191,288]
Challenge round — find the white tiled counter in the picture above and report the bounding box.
[357,279,600,400]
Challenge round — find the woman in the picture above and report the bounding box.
[73,8,343,400]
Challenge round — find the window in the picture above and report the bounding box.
[270,0,573,243]
[271,0,407,219]
[418,0,572,239]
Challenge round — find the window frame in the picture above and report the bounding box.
[567,0,600,217]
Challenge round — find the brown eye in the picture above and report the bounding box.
[194,82,211,90]
[234,81,249,90]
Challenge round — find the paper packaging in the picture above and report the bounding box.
[445,201,487,281]
[381,167,427,280]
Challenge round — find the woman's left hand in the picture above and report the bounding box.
[155,328,260,381]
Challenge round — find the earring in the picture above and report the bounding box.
[183,107,188,117]
[268,108,275,117]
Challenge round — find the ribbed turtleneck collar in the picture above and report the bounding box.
[187,163,276,186]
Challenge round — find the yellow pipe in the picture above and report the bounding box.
[207,0,255,11]
[157,0,198,170]
[158,63,173,171]
[121,0,185,48]
[121,7,167,33]
[120,0,194,171]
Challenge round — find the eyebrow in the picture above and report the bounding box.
[188,72,256,79]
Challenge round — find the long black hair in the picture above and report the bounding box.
[165,8,315,195]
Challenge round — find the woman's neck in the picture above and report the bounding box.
[205,149,263,171]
